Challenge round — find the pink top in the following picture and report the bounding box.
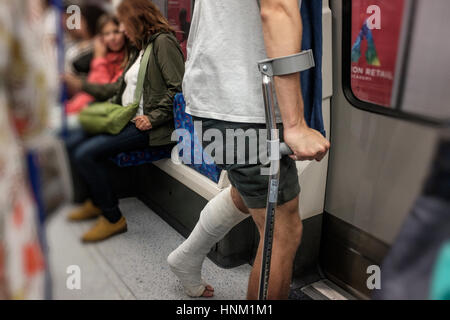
[66,50,125,114]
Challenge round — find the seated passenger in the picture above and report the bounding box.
[65,0,185,243]
[63,4,106,83]
[65,14,127,114]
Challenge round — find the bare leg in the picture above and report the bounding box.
[246,196,303,300]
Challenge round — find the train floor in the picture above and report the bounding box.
[46,197,354,300]
[46,198,252,300]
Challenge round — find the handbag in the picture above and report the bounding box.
[79,42,153,135]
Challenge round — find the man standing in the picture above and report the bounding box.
[168,0,330,299]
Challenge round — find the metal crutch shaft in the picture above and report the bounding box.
[258,74,280,300]
[257,50,315,300]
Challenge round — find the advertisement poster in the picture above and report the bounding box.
[167,0,192,59]
[351,0,405,107]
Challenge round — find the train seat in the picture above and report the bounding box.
[172,93,223,184]
[110,145,172,167]
[152,93,230,200]
[109,93,226,189]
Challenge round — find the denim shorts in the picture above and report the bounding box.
[194,116,300,209]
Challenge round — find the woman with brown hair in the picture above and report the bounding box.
[65,14,128,114]
[65,0,184,243]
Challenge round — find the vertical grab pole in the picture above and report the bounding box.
[258,73,282,300]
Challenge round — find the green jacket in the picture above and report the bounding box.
[82,32,185,146]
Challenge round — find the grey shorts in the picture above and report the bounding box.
[194,116,300,209]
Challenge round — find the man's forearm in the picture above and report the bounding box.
[260,0,307,130]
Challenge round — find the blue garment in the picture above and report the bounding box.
[373,196,450,300]
[431,242,450,300]
[301,0,325,137]
[373,135,450,300]
[424,139,450,201]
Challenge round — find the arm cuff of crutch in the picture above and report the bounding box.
[258,50,315,77]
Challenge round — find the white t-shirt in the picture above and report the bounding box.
[182,0,282,123]
[122,49,144,116]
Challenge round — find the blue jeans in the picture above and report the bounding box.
[68,123,150,222]
[64,128,91,204]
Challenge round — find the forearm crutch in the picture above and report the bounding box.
[257,50,315,300]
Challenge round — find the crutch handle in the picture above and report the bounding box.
[280,143,293,156]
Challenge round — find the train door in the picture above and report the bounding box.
[322,0,446,298]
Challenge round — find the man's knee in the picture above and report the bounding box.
[248,207,266,234]
[279,196,300,216]
[249,197,302,237]
[275,197,303,246]
[230,187,250,214]
[73,145,94,168]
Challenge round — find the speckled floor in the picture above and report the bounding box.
[46,198,252,300]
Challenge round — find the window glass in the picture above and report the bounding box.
[350,0,405,107]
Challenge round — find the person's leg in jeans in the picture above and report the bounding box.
[73,123,149,242]
[63,128,92,205]
[64,128,90,155]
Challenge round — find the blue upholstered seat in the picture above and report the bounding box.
[173,93,222,183]
[110,93,222,184]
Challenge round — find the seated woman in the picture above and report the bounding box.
[65,14,127,114]
[65,0,185,243]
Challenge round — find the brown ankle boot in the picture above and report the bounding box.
[82,216,127,243]
[68,200,102,221]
